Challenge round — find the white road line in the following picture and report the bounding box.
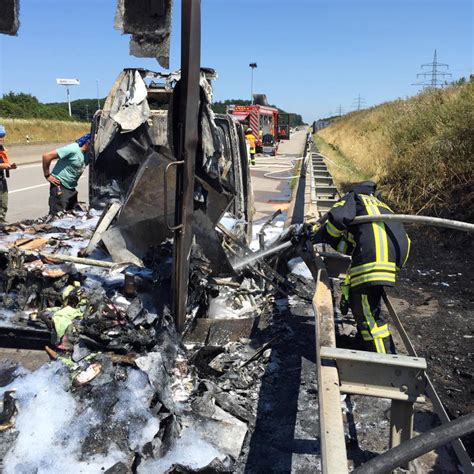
[9,183,49,194]
[14,163,43,170]
[9,175,87,194]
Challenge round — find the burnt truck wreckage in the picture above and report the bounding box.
[88,67,254,270]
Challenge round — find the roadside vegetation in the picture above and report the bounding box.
[0,92,103,123]
[315,78,474,219]
[0,118,89,144]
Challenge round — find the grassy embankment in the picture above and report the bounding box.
[0,118,89,144]
[315,79,474,219]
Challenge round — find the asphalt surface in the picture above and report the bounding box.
[250,130,308,220]
[5,143,89,223]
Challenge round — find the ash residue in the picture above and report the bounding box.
[389,227,474,459]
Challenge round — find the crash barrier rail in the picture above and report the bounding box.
[290,143,473,473]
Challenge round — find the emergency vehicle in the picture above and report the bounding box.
[227,103,290,155]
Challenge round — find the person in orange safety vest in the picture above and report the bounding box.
[0,125,17,224]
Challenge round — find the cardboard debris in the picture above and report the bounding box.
[13,237,48,251]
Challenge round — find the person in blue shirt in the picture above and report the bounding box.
[42,133,91,214]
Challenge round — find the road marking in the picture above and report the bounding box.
[9,175,87,194]
[9,183,49,194]
[14,163,43,170]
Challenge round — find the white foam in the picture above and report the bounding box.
[250,213,286,251]
[138,427,222,473]
[208,288,255,320]
[0,363,160,473]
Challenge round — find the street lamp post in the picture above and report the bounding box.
[56,78,80,117]
[249,62,257,103]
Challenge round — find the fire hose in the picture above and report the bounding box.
[232,214,473,270]
[353,214,474,233]
[353,412,474,474]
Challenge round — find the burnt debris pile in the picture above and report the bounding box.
[0,67,311,471]
[0,208,307,472]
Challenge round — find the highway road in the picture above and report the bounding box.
[3,131,307,223]
[4,143,89,223]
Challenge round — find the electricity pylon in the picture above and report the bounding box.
[413,50,452,89]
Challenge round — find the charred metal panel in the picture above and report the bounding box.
[149,111,169,146]
[215,116,244,217]
[102,149,177,265]
[88,67,252,283]
[0,0,19,35]
[115,0,172,68]
[94,70,151,158]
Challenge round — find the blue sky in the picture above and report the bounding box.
[0,0,472,122]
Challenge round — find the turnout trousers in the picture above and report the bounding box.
[349,286,396,354]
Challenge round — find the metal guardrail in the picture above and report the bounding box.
[290,134,473,473]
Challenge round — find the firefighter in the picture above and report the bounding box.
[0,125,18,224]
[299,181,410,354]
[245,128,256,165]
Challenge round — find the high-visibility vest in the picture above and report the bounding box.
[245,133,256,154]
[316,192,410,289]
[0,147,10,165]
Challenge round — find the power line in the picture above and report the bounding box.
[412,49,452,89]
[336,105,344,116]
[352,94,366,110]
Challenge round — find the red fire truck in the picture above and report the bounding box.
[227,103,290,155]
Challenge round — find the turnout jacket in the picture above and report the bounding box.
[314,191,411,289]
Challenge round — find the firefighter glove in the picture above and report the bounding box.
[339,280,350,316]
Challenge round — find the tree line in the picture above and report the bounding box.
[211,99,305,126]
[0,92,305,127]
[0,93,103,122]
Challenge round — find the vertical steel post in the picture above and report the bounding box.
[390,400,414,470]
[251,67,254,103]
[67,87,72,117]
[171,0,201,332]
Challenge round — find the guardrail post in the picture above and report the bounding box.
[390,400,414,470]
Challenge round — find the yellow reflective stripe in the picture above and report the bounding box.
[372,196,393,212]
[371,324,390,337]
[374,338,386,354]
[326,221,343,238]
[361,328,390,340]
[333,200,346,208]
[362,195,389,263]
[351,272,396,287]
[350,261,396,277]
[403,235,411,267]
[361,295,376,328]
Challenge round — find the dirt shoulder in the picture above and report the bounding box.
[387,227,474,458]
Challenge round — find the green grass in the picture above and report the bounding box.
[312,134,371,191]
[290,159,302,191]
